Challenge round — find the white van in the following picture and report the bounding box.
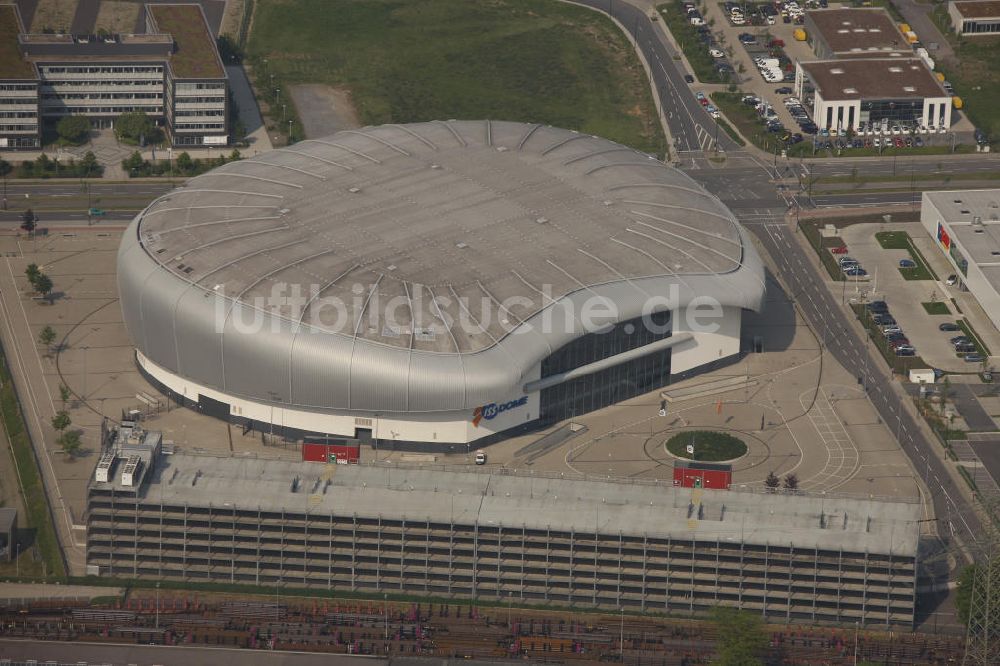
[475,451,487,465]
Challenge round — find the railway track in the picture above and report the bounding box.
[0,597,964,664]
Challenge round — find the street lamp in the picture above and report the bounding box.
[155,581,160,629]
[287,119,293,143]
[383,593,388,641]
[619,607,625,661]
[281,104,286,123]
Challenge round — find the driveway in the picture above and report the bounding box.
[894,0,955,61]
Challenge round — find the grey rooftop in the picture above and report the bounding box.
[106,453,920,556]
[924,189,1000,288]
[134,120,754,354]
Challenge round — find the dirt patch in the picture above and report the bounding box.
[94,0,139,34]
[32,0,77,32]
[289,84,361,139]
[219,0,244,37]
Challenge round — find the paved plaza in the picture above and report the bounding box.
[0,224,930,575]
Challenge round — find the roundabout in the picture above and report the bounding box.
[665,430,747,462]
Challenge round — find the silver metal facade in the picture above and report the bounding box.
[118,121,765,414]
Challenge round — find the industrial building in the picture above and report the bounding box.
[795,58,952,133]
[86,451,919,626]
[921,189,1000,334]
[803,8,909,59]
[948,1,1000,35]
[0,3,227,149]
[118,120,766,448]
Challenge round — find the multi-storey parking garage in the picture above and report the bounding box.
[86,453,919,626]
[118,120,765,448]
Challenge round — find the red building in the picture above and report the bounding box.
[672,460,732,489]
[301,439,360,464]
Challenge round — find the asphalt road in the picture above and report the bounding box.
[574,0,741,154]
[730,204,983,555]
[562,0,989,562]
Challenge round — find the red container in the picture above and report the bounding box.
[301,440,360,464]
[302,442,328,462]
[672,461,732,489]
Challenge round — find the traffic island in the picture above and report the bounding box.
[666,429,747,462]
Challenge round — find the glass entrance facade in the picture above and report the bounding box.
[539,311,672,422]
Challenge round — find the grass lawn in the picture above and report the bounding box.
[666,430,746,461]
[798,220,846,281]
[852,304,929,375]
[0,350,65,578]
[875,231,937,281]
[247,0,666,155]
[922,301,950,315]
[958,318,991,357]
[930,7,1000,144]
[657,3,729,84]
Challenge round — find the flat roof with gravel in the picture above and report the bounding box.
[801,58,947,101]
[0,4,34,80]
[146,3,224,79]
[951,0,1000,19]
[95,453,920,556]
[807,8,907,54]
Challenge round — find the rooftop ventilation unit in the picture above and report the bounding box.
[95,450,116,483]
[889,67,903,73]
[121,455,141,487]
[843,88,858,94]
[903,86,916,92]
[830,68,845,74]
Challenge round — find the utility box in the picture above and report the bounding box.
[673,460,732,489]
[909,368,936,384]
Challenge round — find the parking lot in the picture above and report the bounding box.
[836,223,996,374]
[684,0,979,154]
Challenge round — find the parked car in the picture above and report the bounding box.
[964,354,985,363]
[895,346,916,356]
[844,267,867,277]
[709,48,725,58]
[956,344,977,354]
[867,300,889,312]
[946,274,958,286]
[951,335,971,345]
[938,322,961,332]
[475,451,487,465]
[776,86,794,94]
[684,74,695,83]
[898,259,915,268]
[873,315,896,326]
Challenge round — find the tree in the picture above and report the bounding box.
[25,263,40,287]
[764,471,780,490]
[51,410,71,433]
[176,151,194,174]
[711,607,767,665]
[20,208,36,235]
[58,383,71,407]
[80,151,99,177]
[34,273,53,303]
[783,473,798,491]
[123,151,144,172]
[56,115,91,144]
[114,110,156,144]
[38,325,56,352]
[59,430,82,458]
[0,157,10,178]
